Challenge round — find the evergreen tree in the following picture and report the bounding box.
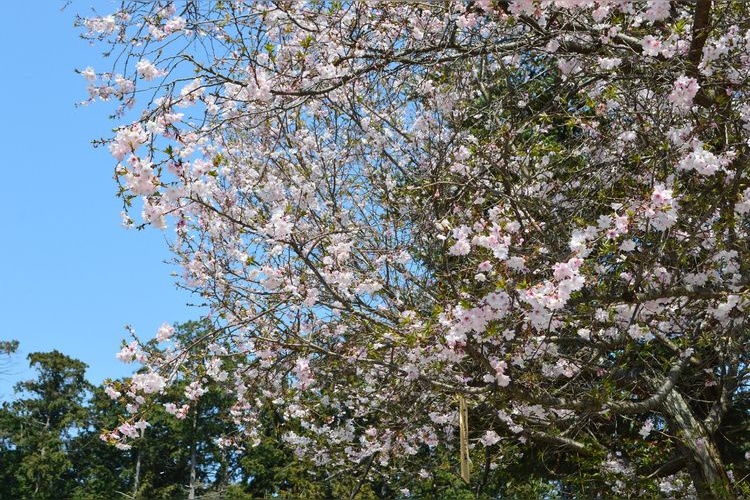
[0,351,91,499]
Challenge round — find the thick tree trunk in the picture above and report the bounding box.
[188,407,197,500]
[660,389,732,499]
[133,447,142,499]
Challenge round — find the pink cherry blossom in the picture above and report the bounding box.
[667,76,700,113]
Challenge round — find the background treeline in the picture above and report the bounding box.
[0,322,480,500]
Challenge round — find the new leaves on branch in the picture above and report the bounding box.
[80,1,750,496]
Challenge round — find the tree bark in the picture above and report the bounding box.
[133,447,142,499]
[660,389,732,499]
[188,407,197,500]
[458,394,470,483]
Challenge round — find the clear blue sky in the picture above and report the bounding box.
[0,0,197,398]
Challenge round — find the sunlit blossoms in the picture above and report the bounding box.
[155,323,174,342]
[131,372,166,394]
[84,15,116,35]
[109,124,148,162]
[668,76,700,113]
[135,59,165,81]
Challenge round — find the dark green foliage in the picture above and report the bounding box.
[0,339,19,356]
[0,351,91,499]
[66,385,132,499]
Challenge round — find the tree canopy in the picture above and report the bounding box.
[79,1,750,497]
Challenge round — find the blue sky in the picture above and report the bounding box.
[0,0,197,398]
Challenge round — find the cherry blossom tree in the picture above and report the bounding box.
[80,1,750,496]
